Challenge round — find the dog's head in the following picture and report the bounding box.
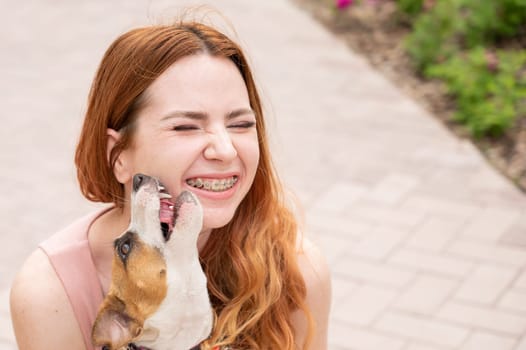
[92,174,203,350]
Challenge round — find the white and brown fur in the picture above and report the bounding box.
[92,174,213,350]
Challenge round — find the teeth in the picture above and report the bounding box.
[159,193,172,199]
[186,176,238,192]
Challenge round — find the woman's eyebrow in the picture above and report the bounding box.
[227,108,255,119]
[161,108,254,121]
[161,111,207,121]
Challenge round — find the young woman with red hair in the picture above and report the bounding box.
[10,20,331,350]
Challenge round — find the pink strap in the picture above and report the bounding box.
[40,210,108,350]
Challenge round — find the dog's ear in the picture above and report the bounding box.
[92,296,143,349]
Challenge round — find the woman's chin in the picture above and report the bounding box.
[201,208,236,231]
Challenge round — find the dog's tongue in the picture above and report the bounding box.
[160,198,174,232]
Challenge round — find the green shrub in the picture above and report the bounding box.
[396,0,424,18]
[404,0,526,71]
[400,0,526,137]
[456,0,526,46]
[427,47,526,137]
[404,0,458,70]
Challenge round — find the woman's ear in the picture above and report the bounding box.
[107,128,132,184]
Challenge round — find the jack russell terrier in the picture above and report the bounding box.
[92,174,214,350]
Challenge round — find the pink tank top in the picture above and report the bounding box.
[39,207,112,350]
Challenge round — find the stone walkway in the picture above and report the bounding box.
[2,0,526,349]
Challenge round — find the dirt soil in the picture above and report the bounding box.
[292,0,526,192]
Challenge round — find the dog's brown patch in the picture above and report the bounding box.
[92,231,168,349]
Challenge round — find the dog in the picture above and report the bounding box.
[92,174,214,350]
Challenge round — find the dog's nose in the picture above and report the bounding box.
[133,173,146,192]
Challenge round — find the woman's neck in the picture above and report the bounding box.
[197,229,212,252]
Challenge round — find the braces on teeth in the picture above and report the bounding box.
[186,176,238,192]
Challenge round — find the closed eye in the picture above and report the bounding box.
[173,125,200,131]
[228,121,256,129]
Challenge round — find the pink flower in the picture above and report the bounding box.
[336,0,353,10]
[485,50,499,72]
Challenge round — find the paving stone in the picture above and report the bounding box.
[498,289,526,314]
[399,196,479,222]
[375,312,469,348]
[308,182,367,215]
[437,301,526,335]
[460,331,517,350]
[0,289,9,315]
[516,270,526,290]
[454,264,519,305]
[405,217,465,253]
[313,232,356,266]
[0,313,14,345]
[500,225,526,248]
[332,285,398,326]
[409,141,483,169]
[404,344,448,350]
[0,339,16,350]
[332,258,415,288]
[331,277,360,303]
[499,211,526,248]
[460,207,521,242]
[367,173,420,206]
[388,249,474,278]
[447,239,526,267]
[468,166,520,195]
[330,322,406,350]
[347,202,425,229]
[517,335,526,350]
[350,225,409,260]
[417,168,479,202]
[306,211,374,239]
[394,275,458,315]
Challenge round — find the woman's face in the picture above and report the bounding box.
[113,54,259,232]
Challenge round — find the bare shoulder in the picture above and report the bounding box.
[296,236,332,291]
[292,235,332,350]
[10,248,86,350]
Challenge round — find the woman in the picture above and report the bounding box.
[10,20,331,350]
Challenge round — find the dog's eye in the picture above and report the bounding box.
[117,238,132,260]
[121,242,131,255]
[102,345,110,350]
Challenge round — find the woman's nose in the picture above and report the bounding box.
[204,128,237,161]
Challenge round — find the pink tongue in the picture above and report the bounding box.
[160,198,174,232]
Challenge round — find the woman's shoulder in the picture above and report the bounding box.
[296,235,332,292]
[10,248,87,349]
[11,248,64,310]
[292,234,332,349]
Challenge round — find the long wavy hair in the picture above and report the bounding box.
[75,20,314,349]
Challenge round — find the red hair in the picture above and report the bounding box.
[75,21,313,349]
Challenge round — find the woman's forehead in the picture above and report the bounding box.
[140,54,250,115]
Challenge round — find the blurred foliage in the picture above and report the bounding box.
[427,48,526,137]
[396,0,526,137]
[397,0,424,18]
